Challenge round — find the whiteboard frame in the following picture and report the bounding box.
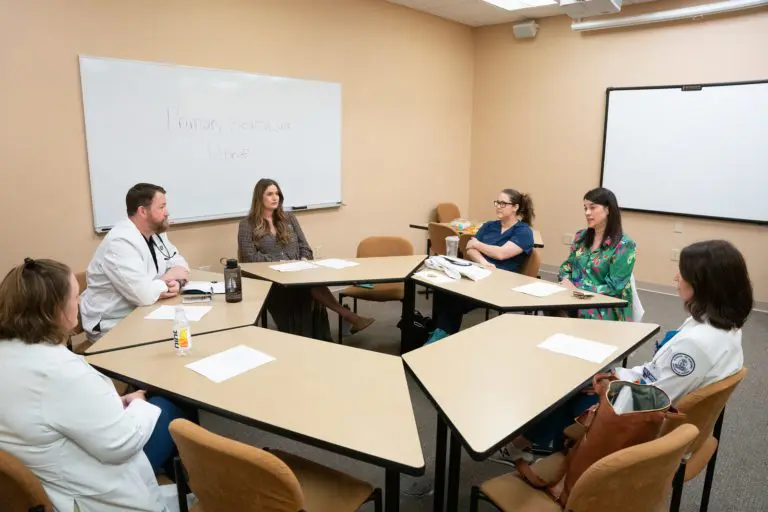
[599,79,768,226]
[78,55,343,233]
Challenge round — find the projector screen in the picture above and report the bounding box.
[600,81,768,225]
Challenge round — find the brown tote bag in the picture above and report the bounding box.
[516,373,684,506]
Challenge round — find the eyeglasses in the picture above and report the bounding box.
[493,200,514,208]
[152,236,177,261]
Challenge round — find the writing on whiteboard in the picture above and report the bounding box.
[166,107,292,134]
[208,144,250,161]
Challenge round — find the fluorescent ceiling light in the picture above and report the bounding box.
[571,0,768,31]
[483,0,557,10]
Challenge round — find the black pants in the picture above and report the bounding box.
[432,291,478,335]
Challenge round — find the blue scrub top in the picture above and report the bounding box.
[474,220,534,273]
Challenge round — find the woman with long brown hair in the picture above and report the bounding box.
[238,178,374,339]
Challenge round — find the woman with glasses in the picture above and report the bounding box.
[425,189,535,344]
[557,187,635,321]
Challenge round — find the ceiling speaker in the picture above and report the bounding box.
[513,20,539,39]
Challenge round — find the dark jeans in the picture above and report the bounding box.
[432,291,478,334]
[143,396,197,473]
[523,391,599,451]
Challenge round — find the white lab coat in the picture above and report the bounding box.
[0,340,168,512]
[80,218,188,339]
[615,316,743,402]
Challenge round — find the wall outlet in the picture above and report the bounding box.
[671,249,680,262]
[674,220,684,233]
[562,233,574,245]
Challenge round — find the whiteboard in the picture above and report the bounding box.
[600,81,768,224]
[79,56,342,232]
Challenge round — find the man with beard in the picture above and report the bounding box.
[80,183,189,342]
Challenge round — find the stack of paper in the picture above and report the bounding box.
[186,345,276,383]
[513,282,566,297]
[269,261,317,272]
[537,333,617,363]
[459,265,492,281]
[183,281,225,294]
[314,259,360,269]
[145,305,212,322]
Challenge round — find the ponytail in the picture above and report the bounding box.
[519,193,535,227]
[502,188,535,227]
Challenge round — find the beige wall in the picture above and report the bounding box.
[470,3,768,302]
[0,0,473,274]
[2,0,765,301]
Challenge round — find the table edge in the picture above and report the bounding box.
[412,278,628,312]
[85,301,269,355]
[88,361,426,475]
[242,257,426,288]
[403,323,660,460]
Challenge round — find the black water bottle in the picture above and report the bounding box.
[223,258,243,303]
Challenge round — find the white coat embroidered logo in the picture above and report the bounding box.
[671,353,695,376]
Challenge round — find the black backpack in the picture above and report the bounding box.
[398,310,435,354]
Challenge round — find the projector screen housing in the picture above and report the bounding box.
[600,80,768,226]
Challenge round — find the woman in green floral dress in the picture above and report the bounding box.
[558,187,635,321]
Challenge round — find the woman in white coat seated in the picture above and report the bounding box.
[491,239,753,466]
[0,258,190,512]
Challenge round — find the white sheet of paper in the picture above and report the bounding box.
[269,261,317,272]
[513,282,566,297]
[185,345,275,383]
[184,281,225,294]
[144,305,212,322]
[414,270,455,284]
[537,333,618,364]
[313,258,360,269]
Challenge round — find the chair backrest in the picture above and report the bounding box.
[435,203,461,223]
[458,234,473,257]
[520,248,541,278]
[356,236,414,258]
[427,223,459,256]
[630,274,645,322]
[0,449,53,512]
[169,419,305,512]
[72,271,88,336]
[75,271,87,295]
[661,367,747,455]
[566,424,699,512]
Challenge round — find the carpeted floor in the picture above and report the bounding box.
[201,286,767,512]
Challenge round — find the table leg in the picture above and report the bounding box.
[400,278,416,355]
[433,416,448,512]
[446,430,462,512]
[385,468,400,512]
[420,239,431,298]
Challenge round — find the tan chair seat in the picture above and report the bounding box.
[480,473,561,512]
[563,422,585,441]
[269,449,374,512]
[685,436,717,480]
[190,503,204,512]
[480,453,565,512]
[339,283,404,302]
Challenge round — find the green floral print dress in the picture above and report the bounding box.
[558,229,636,321]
